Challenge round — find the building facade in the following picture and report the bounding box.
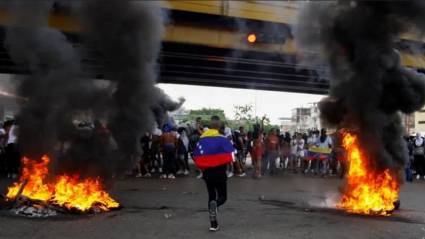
[414,108,425,134]
[289,103,322,133]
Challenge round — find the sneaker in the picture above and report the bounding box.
[144,173,152,178]
[237,172,247,177]
[196,172,203,179]
[176,170,184,175]
[135,173,143,178]
[227,172,234,178]
[160,174,167,179]
[183,170,190,176]
[209,220,219,232]
[150,168,156,173]
[417,174,421,180]
[423,175,425,180]
[168,174,176,179]
[159,168,163,173]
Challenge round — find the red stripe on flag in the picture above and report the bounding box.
[194,153,233,170]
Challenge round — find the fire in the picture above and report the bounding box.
[338,132,399,216]
[6,155,120,212]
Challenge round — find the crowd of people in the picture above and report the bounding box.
[1,116,425,183]
[134,117,425,182]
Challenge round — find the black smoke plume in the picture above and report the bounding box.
[80,0,184,161]
[3,0,106,161]
[3,0,184,175]
[297,1,425,171]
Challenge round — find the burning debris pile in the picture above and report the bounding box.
[297,1,425,215]
[5,156,119,217]
[339,132,399,215]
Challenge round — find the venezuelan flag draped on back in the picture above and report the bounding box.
[193,129,234,170]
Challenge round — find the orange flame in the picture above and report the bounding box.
[338,132,399,216]
[6,155,120,212]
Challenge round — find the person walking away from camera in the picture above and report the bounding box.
[413,133,425,180]
[263,129,280,175]
[160,124,178,179]
[176,128,190,176]
[193,116,234,232]
[314,129,333,177]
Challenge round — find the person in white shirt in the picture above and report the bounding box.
[289,133,305,173]
[413,133,425,180]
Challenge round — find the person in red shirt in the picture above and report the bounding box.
[160,124,178,179]
[251,124,264,178]
[262,129,280,175]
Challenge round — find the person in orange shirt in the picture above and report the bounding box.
[263,129,280,175]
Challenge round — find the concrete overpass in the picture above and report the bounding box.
[0,1,424,94]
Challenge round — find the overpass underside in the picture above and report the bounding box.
[0,2,424,95]
[0,33,328,95]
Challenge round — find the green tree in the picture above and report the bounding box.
[233,104,255,130]
[233,105,280,132]
[181,108,227,127]
[234,104,254,122]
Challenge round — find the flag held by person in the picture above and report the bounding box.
[307,146,332,161]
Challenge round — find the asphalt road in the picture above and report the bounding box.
[0,172,424,239]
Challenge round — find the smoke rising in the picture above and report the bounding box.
[80,0,183,159]
[4,0,105,160]
[3,0,184,175]
[296,1,425,171]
